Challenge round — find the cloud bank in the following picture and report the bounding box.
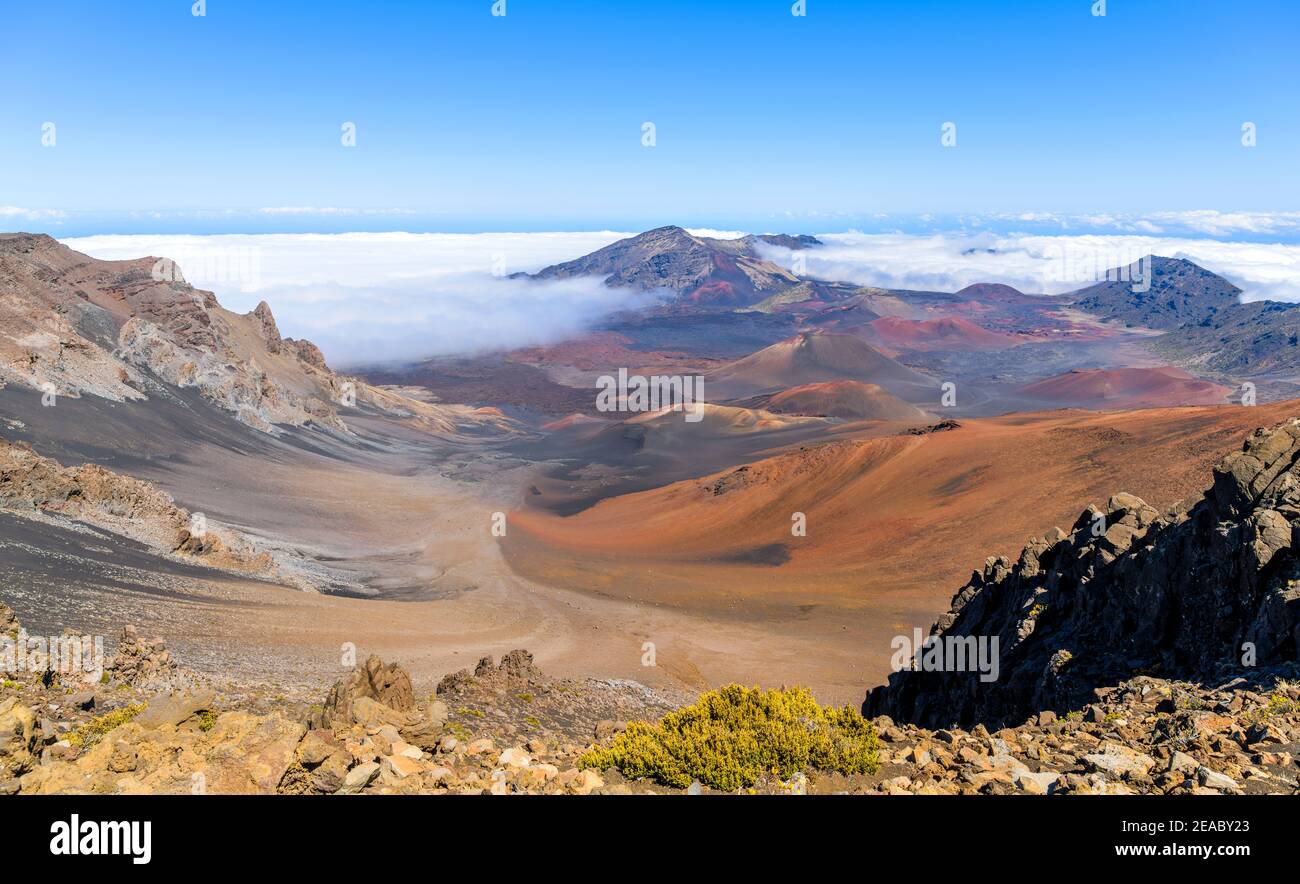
[63,228,1300,368]
[64,232,637,367]
[761,232,1300,303]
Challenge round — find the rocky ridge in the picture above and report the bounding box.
[0,233,515,439]
[0,434,314,588]
[866,417,1300,730]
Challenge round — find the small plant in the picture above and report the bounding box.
[197,709,219,732]
[68,702,146,748]
[456,706,485,719]
[1243,691,1298,725]
[579,684,880,791]
[516,692,533,703]
[1064,710,1083,722]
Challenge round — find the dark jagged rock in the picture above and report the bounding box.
[901,419,961,436]
[865,418,1300,729]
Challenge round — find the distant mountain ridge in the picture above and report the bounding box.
[1060,253,1300,382]
[527,225,806,308]
[1068,256,1243,330]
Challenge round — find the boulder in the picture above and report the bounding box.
[314,655,414,729]
[336,761,380,794]
[1083,742,1156,779]
[136,690,215,729]
[0,698,38,778]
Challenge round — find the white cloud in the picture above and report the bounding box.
[63,231,640,366]
[759,231,1300,302]
[0,206,66,220]
[685,227,749,240]
[60,227,1300,369]
[990,209,1300,238]
[1143,210,1300,237]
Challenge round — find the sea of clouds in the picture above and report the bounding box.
[64,232,638,366]
[759,232,1300,303]
[64,226,1300,367]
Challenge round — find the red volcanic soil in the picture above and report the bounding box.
[685,280,739,305]
[744,380,929,421]
[860,315,1021,352]
[502,401,1300,686]
[706,330,931,397]
[1018,367,1232,409]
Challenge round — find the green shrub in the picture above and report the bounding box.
[579,684,880,791]
[68,702,146,748]
[1243,691,1298,725]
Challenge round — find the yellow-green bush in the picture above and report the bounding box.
[579,684,879,791]
[68,702,146,748]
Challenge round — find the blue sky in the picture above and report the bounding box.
[3,0,1298,236]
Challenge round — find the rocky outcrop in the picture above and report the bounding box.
[0,435,283,581]
[437,649,544,698]
[107,627,185,691]
[866,418,1300,729]
[0,234,341,430]
[861,668,1300,795]
[1,600,18,640]
[313,655,415,730]
[1,233,518,439]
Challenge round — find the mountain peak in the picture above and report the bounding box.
[529,225,799,308]
[1069,254,1242,330]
